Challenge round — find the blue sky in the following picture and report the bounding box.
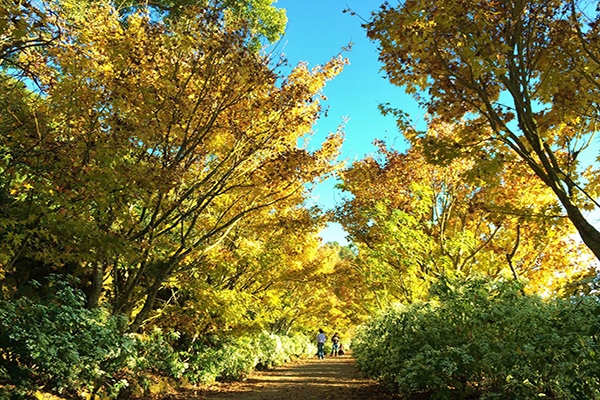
[274,0,600,245]
[273,0,425,246]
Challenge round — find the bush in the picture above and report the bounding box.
[178,331,315,384]
[0,275,133,399]
[352,276,600,399]
[132,330,188,379]
[0,275,317,398]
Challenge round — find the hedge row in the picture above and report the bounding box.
[136,329,316,385]
[0,276,315,399]
[352,277,600,399]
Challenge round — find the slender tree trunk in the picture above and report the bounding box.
[505,225,526,296]
[128,265,173,333]
[128,278,162,333]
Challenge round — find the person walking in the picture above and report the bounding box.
[316,329,327,359]
[331,332,340,356]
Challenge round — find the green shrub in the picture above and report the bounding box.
[0,275,318,398]
[0,275,133,399]
[180,331,315,384]
[131,329,187,379]
[352,276,600,399]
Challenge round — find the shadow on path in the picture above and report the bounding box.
[169,356,399,400]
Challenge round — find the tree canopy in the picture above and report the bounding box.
[334,136,593,305]
[0,0,347,333]
[2,0,600,397]
[366,0,600,260]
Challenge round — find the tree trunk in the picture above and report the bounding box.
[128,263,174,333]
[563,201,600,261]
[86,262,104,310]
[128,277,162,333]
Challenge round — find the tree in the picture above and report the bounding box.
[123,0,287,47]
[147,210,366,337]
[0,0,286,60]
[365,0,600,260]
[0,2,346,332]
[334,138,592,304]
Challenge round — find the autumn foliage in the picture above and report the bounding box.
[366,0,600,260]
[1,0,600,398]
[335,134,594,307]
[0,0,356,395]
[1,0,349,332]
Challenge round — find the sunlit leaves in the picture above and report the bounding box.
[334,137,592,304]
[366,0,600,259]
[0,0,347,333]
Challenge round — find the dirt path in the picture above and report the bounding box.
[171,355,399,400]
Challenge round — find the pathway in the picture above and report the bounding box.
[170,355,399,400]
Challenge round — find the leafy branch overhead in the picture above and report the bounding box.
[0,0,347,333]
[334,137,592,306]
[366,0,600,260]
[124,0,287,46]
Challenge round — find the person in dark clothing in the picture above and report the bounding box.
[331,332,340,356]
[338,343,345,356]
